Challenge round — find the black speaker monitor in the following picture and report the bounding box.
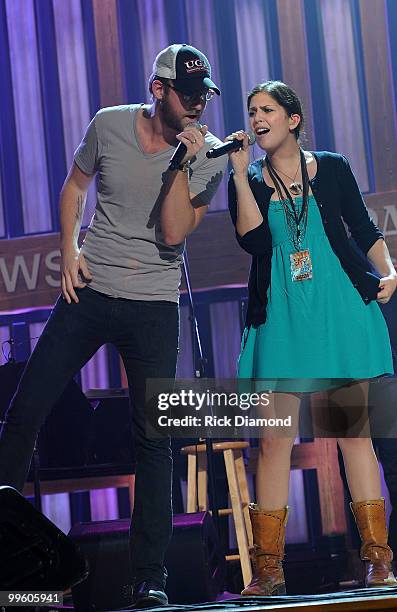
[0,486,88,591]
[70,511,226,611]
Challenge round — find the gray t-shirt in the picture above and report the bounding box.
[74,104,226,302]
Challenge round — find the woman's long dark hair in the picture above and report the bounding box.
[247,80,304,140]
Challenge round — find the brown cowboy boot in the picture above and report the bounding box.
[350,498,397,587]
[241,503,288,596]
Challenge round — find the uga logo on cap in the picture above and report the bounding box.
[184,59,208,73]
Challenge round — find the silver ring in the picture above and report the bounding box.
[192,138,197,144]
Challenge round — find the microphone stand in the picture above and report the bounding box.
[182,249,220,534]
[32,441,42,512]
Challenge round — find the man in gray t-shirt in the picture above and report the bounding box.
[0,44,226,609]
[73,102,224,302]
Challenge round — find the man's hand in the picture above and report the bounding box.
[61,245,92,304]
[176,124,208,164]
[377,273,397,304]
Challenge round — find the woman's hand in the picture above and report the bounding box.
[377,273,397,304]
[226,130,250,177]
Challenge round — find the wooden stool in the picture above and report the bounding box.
[181,441,253,586]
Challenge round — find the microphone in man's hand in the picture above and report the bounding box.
[206,132,256,159]
[169,121,202,170]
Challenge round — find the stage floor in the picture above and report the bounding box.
[56,587,397,612]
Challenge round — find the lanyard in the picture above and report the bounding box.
[265,149,309,249]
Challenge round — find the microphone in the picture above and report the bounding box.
[169,121,202,170]
[206,132,256,159]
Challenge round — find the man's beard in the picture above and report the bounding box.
[160,96,185,133]
[160,93,200,133]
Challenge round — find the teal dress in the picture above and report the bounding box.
[238,195,393,392]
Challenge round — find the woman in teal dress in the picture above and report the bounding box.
[227,81,397,596]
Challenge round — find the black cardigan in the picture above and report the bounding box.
[228,151,383,329]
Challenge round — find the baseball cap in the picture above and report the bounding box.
[152,44,221,96]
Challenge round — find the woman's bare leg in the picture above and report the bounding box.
[255,392,301,508]
[331,381,381,501]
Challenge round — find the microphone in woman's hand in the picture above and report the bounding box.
[206,132,256,159]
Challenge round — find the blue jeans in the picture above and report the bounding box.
[0,287,179,588]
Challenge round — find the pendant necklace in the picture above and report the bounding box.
[270,157,302,195]
[265,149,309,252]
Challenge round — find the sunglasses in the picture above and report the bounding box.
[166,83,215,104]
